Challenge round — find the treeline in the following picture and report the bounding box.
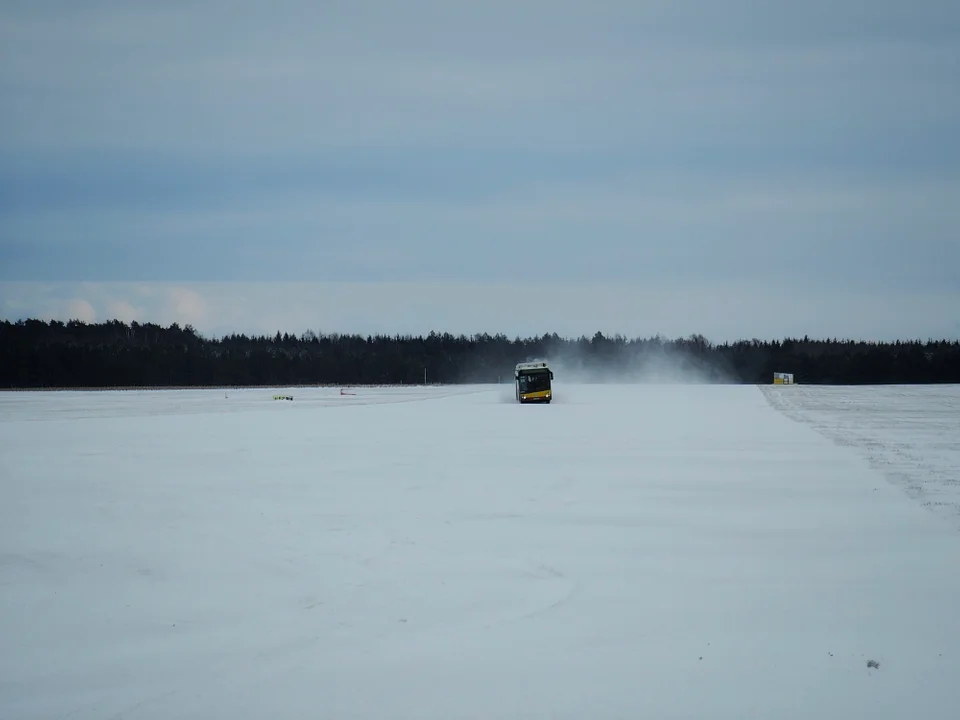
[1,318,959,388]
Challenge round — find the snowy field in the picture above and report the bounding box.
[2,382,960,719]
[762,383,960,531]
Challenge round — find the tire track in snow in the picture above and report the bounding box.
[760,384,960,531]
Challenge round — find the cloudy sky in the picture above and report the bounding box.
[2,0,958,341]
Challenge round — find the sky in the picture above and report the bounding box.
[1,0,958,342]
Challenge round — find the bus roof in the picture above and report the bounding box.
[515,361,550,372]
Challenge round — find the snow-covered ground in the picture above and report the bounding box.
[2,383,960,719]
[762,383,960,531]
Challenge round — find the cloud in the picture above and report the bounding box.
[3,1,957,155]
[1,1,958,339]
[3,166,958,292]
[65,298,96,324]
[106,299,140,324]
[165,287,207,327]
[2,281,958,344]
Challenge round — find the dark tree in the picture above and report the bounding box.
[1,319,958,388]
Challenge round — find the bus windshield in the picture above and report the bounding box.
[518,371,550,393]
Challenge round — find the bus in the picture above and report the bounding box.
[515,361,554,404]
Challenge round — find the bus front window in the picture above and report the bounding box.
[520,372,549,392]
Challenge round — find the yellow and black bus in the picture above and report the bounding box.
[515,361,554,404]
